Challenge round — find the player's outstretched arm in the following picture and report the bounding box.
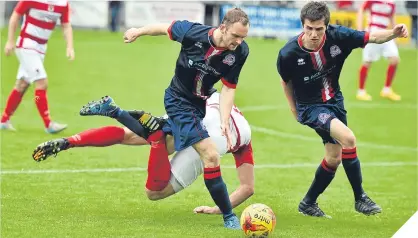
[60,3,74,60]
[356,3,365,31]
[4,10,21,56]
[368,24,409,44]
[123,23,171,43]
[281,81,298,120]
[62,23,74,60]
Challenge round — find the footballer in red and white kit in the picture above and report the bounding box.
[356,0,401,101]
[1,0,74,133]
[32,92,255,215]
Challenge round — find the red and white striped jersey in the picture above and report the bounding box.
[362,0,396,32]
[15,0,70,54]
[204,92,252,152]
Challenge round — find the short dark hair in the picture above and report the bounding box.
[221,7,250,27]
[300,1,330,26]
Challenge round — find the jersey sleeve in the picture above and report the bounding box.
[232,142,254,168]
[15,0,32,15]
[336,25,369,49]
[277,50,292,83]
[221,50,249,89]
[361,0,372,10]
[167,20,194,43]
[60,3,70,24]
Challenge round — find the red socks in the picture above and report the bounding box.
[359,64,398,90]
[1,89,23,123]
[342,147,357,160]
[34,89,51,128]
[359,65,369,90]
[67,126,125,147]
[385,64,397,88]
[145,131,171,191]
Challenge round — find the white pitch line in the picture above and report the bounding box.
[250,125,418,152]
[240,103,417,112]
[1,162,416,175]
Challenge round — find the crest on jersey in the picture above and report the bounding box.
[318,113,331,124]
[48,5,54,12]
[223,54,235,66]
[330,45,341,58]
[298,58,305,65]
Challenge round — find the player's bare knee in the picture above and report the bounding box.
[14,80,29,93]
[202,150,220,168]
[34,78,48,90]
[325,155,341,168]
[362,62,372,68]
[389,57,399,65]
[145,189,163,201]
[324,144,342,168]
[342,132,356,148]
[195,142,220,168]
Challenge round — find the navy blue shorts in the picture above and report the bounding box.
[297,98,347,144]
[162,87,209,151]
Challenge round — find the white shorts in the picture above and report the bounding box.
[15,48,47,83]
[169,134,228,192]
[363,40,399,62]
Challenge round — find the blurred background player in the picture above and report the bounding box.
[278,1,407,218]
[122,8,250,229]
[356,0,401,101]
[1,0,74,133]
[405,1,418,46]
[32,93,255,216]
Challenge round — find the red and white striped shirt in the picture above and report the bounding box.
[362,0,395,32]
[15,0,70,54]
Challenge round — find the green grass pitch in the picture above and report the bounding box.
[1,30,417,237]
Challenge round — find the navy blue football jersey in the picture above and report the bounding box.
[167,20,249,100]
[277,25,369,104]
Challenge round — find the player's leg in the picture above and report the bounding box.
[145,144,202,200]
[330,118,382,215]
[299,140,338,218]
[193,138,240,226]
[0,48,38,131]
[380,41,401,101]
[16,49,67,133]
[0,73,30,130]
[144,130,172,192]
[298,104,344,218]
[164,88,239,229]
[357,61,372,101]
[80,96,165,139]
[357,44,379,101]
[32,126,148,162]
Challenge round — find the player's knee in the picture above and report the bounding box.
[145,189,163,201]
[14,80,29,93]
[362,62,372,68]
[342,132,356,148]
[202,150,220,168]
[34,78,48,90]
[198,144,220,168]
[388,57,399,65]
[325,155,342,168]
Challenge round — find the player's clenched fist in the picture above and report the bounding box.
[4,41,15,56]
[66,48,75,60]
[124,28,141,43]
[393,24,408,38]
